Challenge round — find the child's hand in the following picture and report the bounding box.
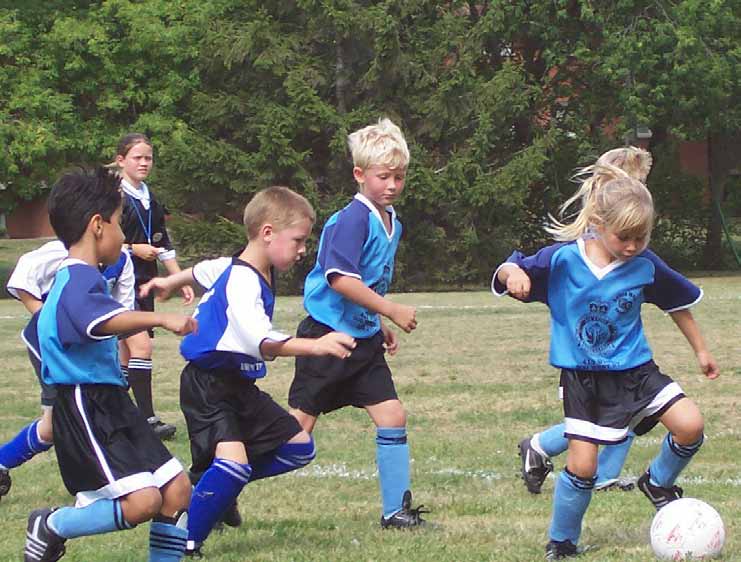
[388,303,417,333]
[313,332,356,359]
[160,313,198,336]
[181,285,195,305]
[132,243,163,261]
[696,350,720,379]
[139,277,173,301]
[381,323,399,355]
[506,267,531,299]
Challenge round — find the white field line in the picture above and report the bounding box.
[289,462,741,486]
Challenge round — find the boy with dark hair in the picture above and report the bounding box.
[24,168,196,562]
[140,185,356,555]
[288,118,428,528]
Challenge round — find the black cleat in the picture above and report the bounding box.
[24,508,67,562]
[0,466,11,500]
[148,416,177,441]
[519,437,553,494]
[380,490,429,529]
[594,477,635,492]
[545,539,582,560]
[220,500,242,528]
[637,469,683,511]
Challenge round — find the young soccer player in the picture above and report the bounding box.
[514,147,654,495]
[493,165,719,559]
[0,240,134,501]
[139,186,356,555]
[113,132,193,440]
[23,168,196,562]
[287,118,428,529]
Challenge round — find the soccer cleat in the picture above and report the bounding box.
[545,539,582,560]
[518,437,554,494]
[184,540,203,558]
[380,490,429,529]
[24,508,67,562]
[594,477,635,492]
[220,500,242,528]
[0,466,11,500]
[637,470,683,510]
[147,416,177,441]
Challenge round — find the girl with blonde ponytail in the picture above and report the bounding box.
[492,147,719,558]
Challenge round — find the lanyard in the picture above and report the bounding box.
[128,194,152,244]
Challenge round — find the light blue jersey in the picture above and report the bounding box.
[34,260,129,386]
[303,193,402,338]
[492,239,701,371]
[180,257,290,379]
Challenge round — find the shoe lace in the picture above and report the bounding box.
[408,503,431,524]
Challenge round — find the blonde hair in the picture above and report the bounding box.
[348,118,410,171]
[595,146,652,183]
[546,163,654,242]
[243,186,315,240]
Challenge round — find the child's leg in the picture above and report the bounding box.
[595,432,635,488]
[0,417,53,471]
[649,398,704,487]
[533,423,568,458]
[187,442,252,548]
[366,399,409,519]
[149,472,190,562]
[289,408,319,434]
[125,331,156,420]
[249,431,316,482]
[549,439,598,545]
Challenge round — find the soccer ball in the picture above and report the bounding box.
[650,498,725,560]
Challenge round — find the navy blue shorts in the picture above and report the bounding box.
[560,360,685,444]
[288,316,398,416]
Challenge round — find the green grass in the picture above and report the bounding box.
[0,280,739,561]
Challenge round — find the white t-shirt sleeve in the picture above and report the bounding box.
[7,240,68,300]
[110,252,136,310]
[193,257,232,289]
[222,267,290,360]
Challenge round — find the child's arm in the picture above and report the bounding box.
[330,275,417,333]
[669,309,719,379]
[16,289,43,315]
[261,331,356,360]
[139,268,195,302]
[161,257,195,304]
[95,310,198,338]
[494,263,532,299]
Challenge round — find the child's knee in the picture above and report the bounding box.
[162,472,192,512]
[37,417,54,443]
[121,487,163,525]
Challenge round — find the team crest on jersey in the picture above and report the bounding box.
[152,232,163,243]
[370,264,392,296]
[614,290,638,313]
[576,301,617,354]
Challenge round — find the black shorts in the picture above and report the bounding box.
[53,384,182,507]
[134,287,155,338]
[288,316,398,416]
[29,350,56,407]
[561,360,685,445]
[180,363,302,474]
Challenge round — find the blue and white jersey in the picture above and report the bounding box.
[303,193,402,338]
[33,260,129,386]
[492,239,702,371]
[180,257,291,379]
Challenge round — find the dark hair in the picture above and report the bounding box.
[48,167,122,248]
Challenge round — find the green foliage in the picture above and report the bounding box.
[1,0,738,283]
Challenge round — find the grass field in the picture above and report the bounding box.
[0,277,738,561]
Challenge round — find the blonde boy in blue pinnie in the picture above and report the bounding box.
[289,118,428,528]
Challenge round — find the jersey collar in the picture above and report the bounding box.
[577,238,626,280]
[353,193,397,240]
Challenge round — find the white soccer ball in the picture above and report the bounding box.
[650,498,725,560]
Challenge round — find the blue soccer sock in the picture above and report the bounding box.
[250,438,316,482]
[549,469,596,544]
[376,427,411,519]
[47,498,132,539]
[149,517,187,562]
[649,432,703,488]
[595,432,635,487]
[188,458,251,545]
[0,420,53,470]
[535,423,568,458]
